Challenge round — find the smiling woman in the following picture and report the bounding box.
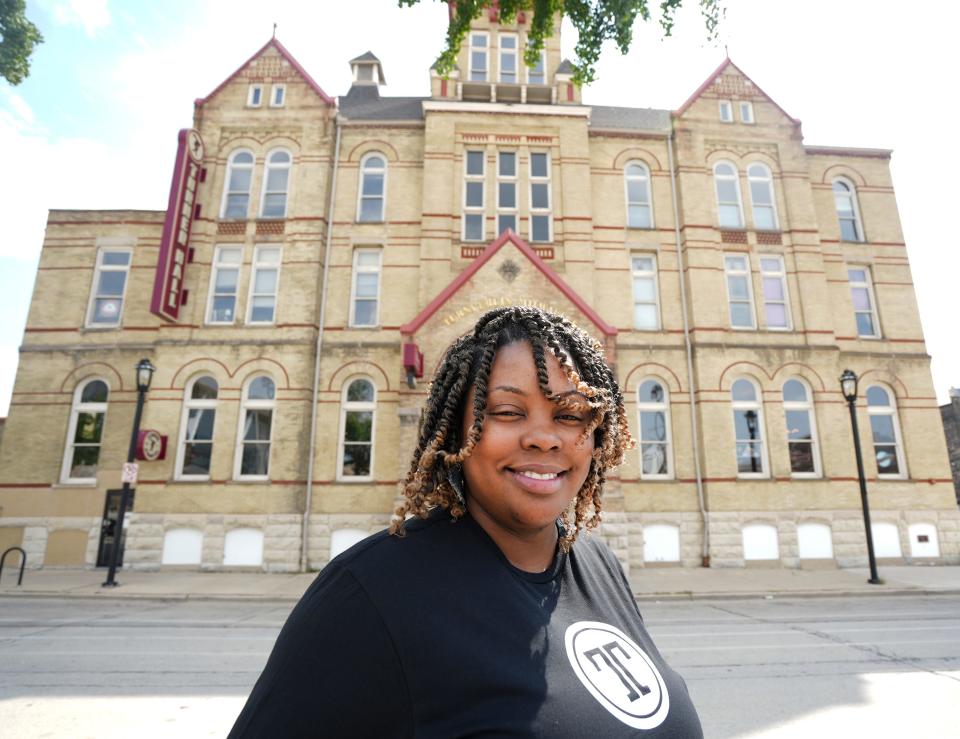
[229,307,703,738]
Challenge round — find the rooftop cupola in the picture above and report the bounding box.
[350,51,386,89]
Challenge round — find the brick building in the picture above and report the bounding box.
[1,11,957,572]
[940,389,960,506]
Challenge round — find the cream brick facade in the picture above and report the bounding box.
[1,16,957,576]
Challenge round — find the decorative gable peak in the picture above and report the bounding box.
[350,51,386,87]
[675,57,799,125]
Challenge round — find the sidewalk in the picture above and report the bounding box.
[2,565,958,603]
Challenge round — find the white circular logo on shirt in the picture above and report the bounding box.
[564,621,670,730]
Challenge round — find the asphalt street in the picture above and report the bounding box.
[0,595,958,738]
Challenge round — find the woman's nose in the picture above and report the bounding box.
[520,419,562,451]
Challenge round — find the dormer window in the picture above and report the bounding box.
[270,84,285,107]
[719,100,733,122]
[247,85,263,107]
[357,65,374,82]
[469,32,488,82]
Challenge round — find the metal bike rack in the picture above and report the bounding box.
[0,546,26,586]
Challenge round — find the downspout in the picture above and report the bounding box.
[667,131,710,567]
[301,114,342,572]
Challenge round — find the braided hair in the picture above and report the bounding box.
[390,306,634,550]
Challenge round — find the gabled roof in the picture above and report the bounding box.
[194,37,335,108]
[349,51,381,64]
[556,59,574,75]
[400,230,617,337]
[674,57,799,124]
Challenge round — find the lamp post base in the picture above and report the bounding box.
[868,577,884,585]
[102,580,120,588]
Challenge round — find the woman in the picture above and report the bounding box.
[229,306,702,737]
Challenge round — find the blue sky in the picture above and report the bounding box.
[1,0,958,415]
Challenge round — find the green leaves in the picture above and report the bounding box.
[0,0,44,86]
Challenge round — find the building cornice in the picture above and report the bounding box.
[804,145,892,159]
[422,100,590,117]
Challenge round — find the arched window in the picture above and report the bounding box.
[61,379,110,482]
[338,378,376,479]
[624,161,653,229]
[866,385,906,477]
[260,149,291,218]
[176,376,219,479]
[731,378,766,477]
[747,163,778,230]
[637,379,672,478]
[221,150,254,219]
[832,178,864,242]
[782,379,820,476]
[357,154,387,222]
[714,161,744,228]
[236,375,275,479]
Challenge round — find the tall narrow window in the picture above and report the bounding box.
[624,161,653,229]
[221,150,254,219]
[529,152,551,242]
[731,378,766,477]
[177,376,218,479]
[848,267,880,338]
[61,379,109,483]
[719,100,733,122]
[714,161,744,228]
[747,163,778,230]
[247,246,281,324]
[740,101,755,123]
[357,154,386,222]
[724,254,756,329]
[86,248,132,327]
[637,379,672,478]
[260,149,291,218]
[350,249,381,327]
[207,246,242,324]
[469,32,488,81]
[833,178,864,242]
[782,379,819,476]
[270,84,285,107]
[247,85,262,107]
[759,255,790,330]
[499,33,517,83]
[631,255,660,330]
[527,49,546,84]
[866,386,906,477]
[339,378,376,479]
[236,376,275,479]
[497,151,517,234]
[463,150,486,241]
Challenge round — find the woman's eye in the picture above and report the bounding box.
[557,414,584,423]
[489,410,523,418]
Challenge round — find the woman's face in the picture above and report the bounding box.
[460,340,595,544]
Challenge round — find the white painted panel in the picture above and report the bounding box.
[161,528,203,565]
[871,522,902,558]
[223,528,264,566]
[330,528,368,559]
[742,523,779,560]
[908,523,940,558]
[797,523,834,559]
[643,524,680,563]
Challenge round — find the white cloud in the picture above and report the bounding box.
[51,0,112,37]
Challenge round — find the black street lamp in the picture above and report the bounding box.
[840,369,882,585]
[745,410,758,473]
[103,358,156,587]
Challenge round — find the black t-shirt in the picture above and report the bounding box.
[229,510,703,738]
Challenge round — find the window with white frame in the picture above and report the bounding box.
[207,246,242,324]
[469,32,488,82]
[339,378,376,479]
[350,249,381,327]
[759,255,790,330]
[848,266,880,338]
[747,163,778,230]
[357,154,386,222]
[260,149,291,218]
[463,150,486,241]
[247,246,281,324]
[529,152,551,242]
[176,376,218,479]
[782,379,819,476]
[221,150,254,219]
[731,378,766,477]
[637,379,672,478]
[236,376,275,479]
[247,85,262,107]
[61,379,109,483]
[270,84,285,107]
[499,33,518,83]
[714,161,744,228]
[624,161,653,229]
[631,255,660,330]
[866,385,906,477]
[833,178,864,242]
[497,151,517,234]
[527,48,546,84]
[740,101,754,123]
[86,249,131,327]
[724,254,756,329]
[719,100,733,122]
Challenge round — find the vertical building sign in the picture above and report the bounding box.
[150,128,205,321]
